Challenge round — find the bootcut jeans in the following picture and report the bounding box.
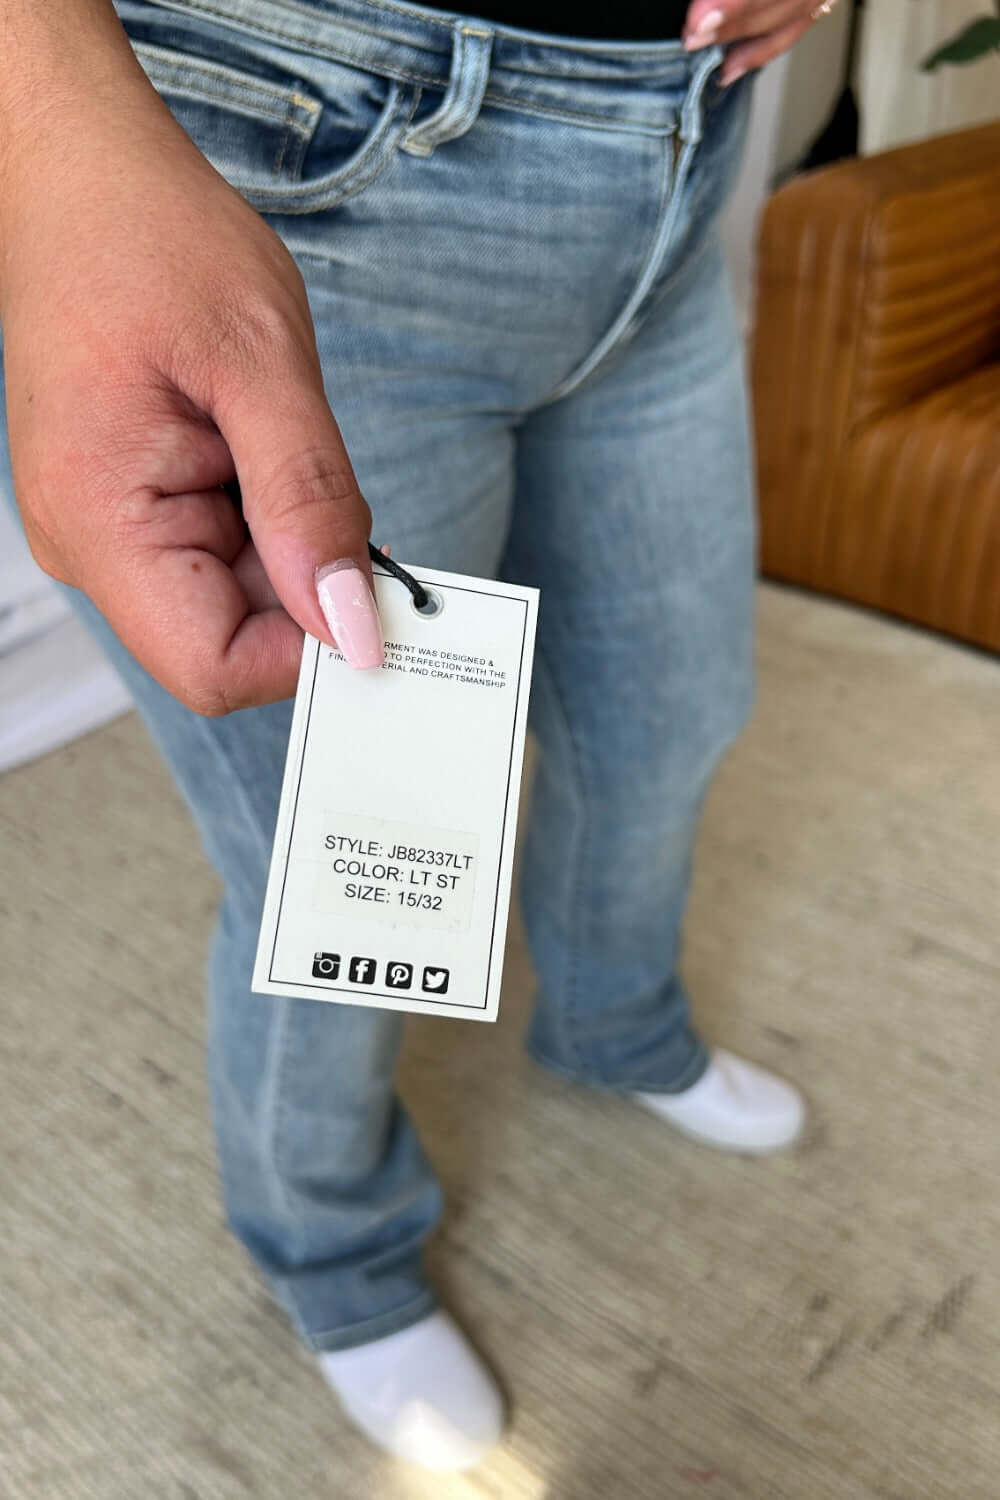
[2,0,755,1351]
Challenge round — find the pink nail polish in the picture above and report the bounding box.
[685,6,725,45]
[316,560,384,670]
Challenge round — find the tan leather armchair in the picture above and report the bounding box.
[752,122,1000,650]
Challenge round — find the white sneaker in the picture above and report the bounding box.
[318,1311,504,1470]
[633,1049,806,1154]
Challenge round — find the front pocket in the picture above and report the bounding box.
[127,23,419,215]
[133,40,323,190]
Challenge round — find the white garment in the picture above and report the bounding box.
[0,505,130,773]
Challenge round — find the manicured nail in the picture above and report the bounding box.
[684,7,725,46]
[316,560,384,669]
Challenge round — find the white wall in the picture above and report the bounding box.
[860,0,1000,152]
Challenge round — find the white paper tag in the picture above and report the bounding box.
[252,564,538,1022]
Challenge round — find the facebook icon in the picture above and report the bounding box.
[348,956,377,985]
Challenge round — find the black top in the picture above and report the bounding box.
[423,2,690,38]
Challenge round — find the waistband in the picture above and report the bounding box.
[145,0,724,132]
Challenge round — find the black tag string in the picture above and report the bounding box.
[222,479,429,611]
[368,543,429,611]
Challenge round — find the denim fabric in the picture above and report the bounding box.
[1,0,755,1350]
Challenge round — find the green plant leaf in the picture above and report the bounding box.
[921,16,1000,69]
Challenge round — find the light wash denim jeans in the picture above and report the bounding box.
[2,0,755,1351]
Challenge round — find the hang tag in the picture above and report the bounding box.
[252,565,538,1022]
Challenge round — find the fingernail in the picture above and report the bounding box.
[722,64,747,85]
[684,7,725,45]
[316,560,384,669]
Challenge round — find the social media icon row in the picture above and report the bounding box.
[312,953,450,995]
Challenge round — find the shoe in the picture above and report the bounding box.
[318,1310,504,1470]
[633,1048,806,1154]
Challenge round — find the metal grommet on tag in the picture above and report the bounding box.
[411,587,443,619]
[368,542,432,612]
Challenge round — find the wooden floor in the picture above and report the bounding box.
[4,584,1000,1500]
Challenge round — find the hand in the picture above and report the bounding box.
[683,0,832,85]
[1,29,382,716]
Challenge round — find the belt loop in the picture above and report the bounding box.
[400,21,494,158]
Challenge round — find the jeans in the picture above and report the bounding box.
[2,0,755,1351]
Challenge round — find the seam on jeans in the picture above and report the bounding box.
[132,38,323,123]
[243,82,419,210]
[539,47,721,405]
[185,715,273,868]
[160,0,456,41]
[277,112,314,177]
[259,994,305,1260]
[245,78,404,200]
[306,1287,438,1352]
[274,118,298,176]
[529,1038,710,1094]
[480,90,675,134]
[533,128,673,411]
[274,126,288,175]
[532,641,589,1068]
[161,0,697,64]
[401,23,492,154]
[140,2,685,133]
[142,76,319,131]
[182,709,309,1264]
[142,0,448,78]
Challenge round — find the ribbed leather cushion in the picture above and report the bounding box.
[836,362,1000,644]
[753,122,1000,651]
[853,182,1000,426]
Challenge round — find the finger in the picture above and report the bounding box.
[215,357,383,670]
[684,0,807,47]
[719,17,812,81]
[100,523,304,713]
[232,538,282,611]
[90,483,298,711]
[121,486,246,563]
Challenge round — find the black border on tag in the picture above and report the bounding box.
[268,579,530,1010]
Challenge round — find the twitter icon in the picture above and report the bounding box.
[421,966,450,995]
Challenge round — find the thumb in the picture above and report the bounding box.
[218,371,384,670]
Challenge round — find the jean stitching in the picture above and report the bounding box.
[137,3,687,133]
[183,716,273,869]
[163,0,697,64]
[243,81,418,209]
[291,118,312,177]
[402,23,491,153]
[147,77,320,131]
[535,128,674,409]
[133,39,323,121]
[481,91,676,133]
[530,1039,710,1093]
[280,102,313,177]
[259,994,305,1261]
[540,48,720,404]
[274,119,291,176]
[141,0,450,79]
[165,0,455,41]
[178,715,304,1251]
[532,642,589,1069]
[305,1288,438,1350]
